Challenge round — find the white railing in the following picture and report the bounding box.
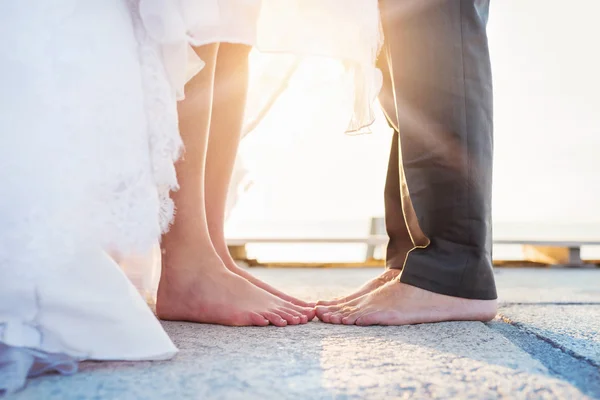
[227,218,600,267]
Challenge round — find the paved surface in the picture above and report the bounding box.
[499,305,600,365]
[7,268,600,399]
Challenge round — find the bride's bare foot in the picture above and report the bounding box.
[215,247,315,307]
[315,280,497,326]
[156,250,315,326]
[316,269,401,306]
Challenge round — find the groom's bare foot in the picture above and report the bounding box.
[156,249,315,326]
[316,269,401,306]
[315,280,497,326]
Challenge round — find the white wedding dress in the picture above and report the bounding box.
[0,0,382,393]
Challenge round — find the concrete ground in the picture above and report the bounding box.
[7,268,600,399]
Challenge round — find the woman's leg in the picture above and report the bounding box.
[160,44,218,260]
[204,43,312,307]
[156,44,314,326]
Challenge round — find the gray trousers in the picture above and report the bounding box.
[378,0,497,300]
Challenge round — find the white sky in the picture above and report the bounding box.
[228,0,600,232]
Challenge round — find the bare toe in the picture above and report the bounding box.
[262,311,288,327]
[284,308,309,324]
[342,309,365,325]
[284,307,303,317]
[275,308,301,325]
[289,304,316,320]
[320,312,335,323]
[328,312,345,324]
[250,312,270,326]
[288,308,309,324]
[315,305,341,319]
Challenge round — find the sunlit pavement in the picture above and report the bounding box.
[9,268,600,399]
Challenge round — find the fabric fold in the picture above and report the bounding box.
[138,0,383,132]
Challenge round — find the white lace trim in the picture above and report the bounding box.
[130,0,183,235]
[0,2,180,393]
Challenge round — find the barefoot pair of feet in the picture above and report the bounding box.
[155,41,497,329]
[157,258,497,327]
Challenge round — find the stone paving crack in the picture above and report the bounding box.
[497,314,600,369]
[491,315,600,399]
